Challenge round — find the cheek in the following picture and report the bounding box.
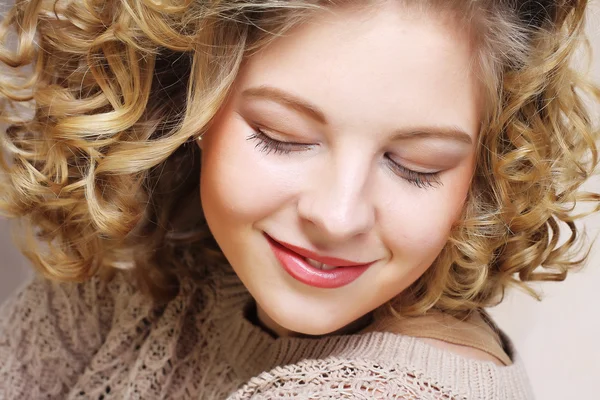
[381,163,474,259]
[200,113,296,224]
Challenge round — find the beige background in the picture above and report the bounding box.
[1,3,599,399]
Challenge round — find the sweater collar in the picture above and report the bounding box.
[211,266,379,380]
[209,264,533,399]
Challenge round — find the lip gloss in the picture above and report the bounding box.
[266,235,373,289]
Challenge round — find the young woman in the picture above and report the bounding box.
[0,0,598,398]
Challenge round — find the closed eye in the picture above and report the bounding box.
[384,155,442,189]
[247,128,443,189]
[246,127,314,155]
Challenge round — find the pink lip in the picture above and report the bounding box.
[265,234,374,289]
[270,237,371,267]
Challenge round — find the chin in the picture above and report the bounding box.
[264,303,353,337]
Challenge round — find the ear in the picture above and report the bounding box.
[196,135,204,150]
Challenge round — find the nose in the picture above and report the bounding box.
[297,152,375,243]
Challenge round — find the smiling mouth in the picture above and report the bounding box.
[264,233,375,289]
[265,234,373,267]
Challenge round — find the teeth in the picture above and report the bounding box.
[304,257,337,271]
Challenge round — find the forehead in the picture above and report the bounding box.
[234,2,482,139]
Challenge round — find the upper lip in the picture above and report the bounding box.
[266,234,374,267]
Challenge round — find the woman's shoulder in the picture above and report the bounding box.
[0,269,135,398]
[0,268,133,322]
[225,299,533,399]
[0,268,145,357]
[362,306,513,367]
[0,266,220,396]
[230,327,532,400]
[418,336,505,366]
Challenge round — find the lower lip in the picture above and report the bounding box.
[266,235,372,289]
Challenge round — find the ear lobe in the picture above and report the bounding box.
[196,136,204,150]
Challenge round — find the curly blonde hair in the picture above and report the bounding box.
[1,0,599,318]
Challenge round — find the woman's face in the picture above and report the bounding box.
[200,3,480,336]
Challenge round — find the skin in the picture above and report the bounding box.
[199,1,483,346]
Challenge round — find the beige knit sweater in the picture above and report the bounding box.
[0,263,534,399]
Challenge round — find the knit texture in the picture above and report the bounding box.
[0,264,534,399]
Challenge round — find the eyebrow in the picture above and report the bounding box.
[241,86,328,124]
[391,127,473,145]
[241,85,473,145]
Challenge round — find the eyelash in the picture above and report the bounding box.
[247,128,442,189]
